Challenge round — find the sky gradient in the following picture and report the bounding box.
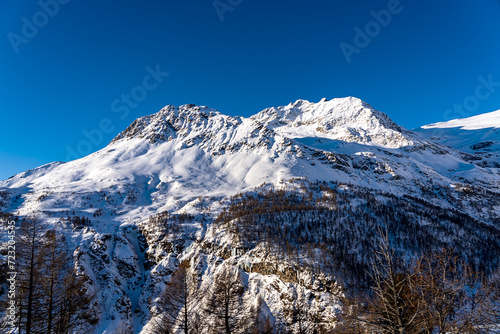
[1,0,500,180]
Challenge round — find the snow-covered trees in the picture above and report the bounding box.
[216,180,500,290]
[282,286,328,334]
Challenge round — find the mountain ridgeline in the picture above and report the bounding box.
[1,97,499,333]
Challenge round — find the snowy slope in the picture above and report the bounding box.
[1,98,500,333]
[415,110,500,163]
[423,109,500,130]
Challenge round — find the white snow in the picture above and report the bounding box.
[1,98,499,333]
[422,109,500,130]
[416,110,500,157]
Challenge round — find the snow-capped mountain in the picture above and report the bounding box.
[1,98,499,333]
[251,97,413,148]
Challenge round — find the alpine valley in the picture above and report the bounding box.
[1,97,500,333]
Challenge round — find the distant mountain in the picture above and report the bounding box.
[415,110,500,167]
[1,98,499,333]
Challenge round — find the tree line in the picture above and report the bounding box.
[214,181,500,290]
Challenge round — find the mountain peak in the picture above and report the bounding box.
[254,96,391,126]
[111,104,235,144]
[252,97,413,148]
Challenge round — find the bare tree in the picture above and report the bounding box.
[16,218,46,334]
[14,219,95,334]
[411,248,497,334]
[365,230,421,333]
[334,229,421,334]
[204,265,247,334]
[334,233,500,334]
[53,265,96,334]
[153,260,197,334]
[41,229,72,333]
[149,316,173,334]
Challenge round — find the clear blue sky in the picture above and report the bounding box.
[1,0,500,180]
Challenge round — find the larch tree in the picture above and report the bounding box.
[334,229,421,334]
[334,233,499,334]
[154,260,198,334]
[204,265,247,334]
[411,248,498,333]
[16,217,46,334]
[14,218,95,334]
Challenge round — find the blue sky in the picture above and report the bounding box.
[1,0,500,180]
